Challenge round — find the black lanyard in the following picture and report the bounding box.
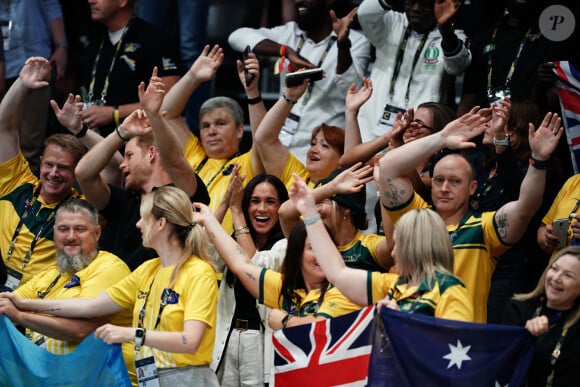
[533,304,568,387]
[87,17,134,104]
[137,272,172,331]
[194,152,239,188]
[6,189,61,270]
[295,34,337,106]
[389,27,429,104]
[486,27,532,93]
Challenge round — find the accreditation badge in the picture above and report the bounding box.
[279,112,301,147]
[135,356,160,387]
[373,104,405,137]
[5,267,22,291]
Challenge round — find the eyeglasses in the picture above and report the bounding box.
[409,119,434,132]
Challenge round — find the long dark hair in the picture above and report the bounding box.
[241,174,288,251]
[279,222,329,308]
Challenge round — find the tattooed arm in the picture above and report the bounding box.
[193,202,263,299]
[494,112,563,244]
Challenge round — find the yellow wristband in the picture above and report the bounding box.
[113,105,120,127]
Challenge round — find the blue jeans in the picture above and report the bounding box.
[136,0,210,134]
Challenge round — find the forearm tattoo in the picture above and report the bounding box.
[181,335,187,344]
[381,179,406,207]
[245,271,255,281]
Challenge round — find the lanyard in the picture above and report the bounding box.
[290,284,327,317]
[6,189,60,270]
[295,34,337,106]
[194,152,239,188]
[87,17,134,104]
[533,304,569,387]
[389,27,429,104]
[486,27,532,93]
[36,274,61,299]
[137,273,172,331]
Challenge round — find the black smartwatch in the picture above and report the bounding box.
[135,328,146,350]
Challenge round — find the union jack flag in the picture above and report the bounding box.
[273,305,375,387]
[553,61,580,173]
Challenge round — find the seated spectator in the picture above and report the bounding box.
[0,57,84,290]
[194,203,361,329]
[75,67,210,270]
[0,198,134,381]
[229,0,370,163]
[2,186,220,386]
[289,175,474,322]
[378,108,564,322]
[502,246,580,387]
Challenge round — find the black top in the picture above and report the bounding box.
[99,177,210,271]
[502,297,580,387]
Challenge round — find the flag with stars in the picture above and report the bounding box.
[368,308,535,387]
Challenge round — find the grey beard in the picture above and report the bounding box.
[56,248,98,275]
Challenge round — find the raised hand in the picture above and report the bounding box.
[138,67,165,116]
[119,109,151,139]
[50,93,83,131]
[236,51,260,92]
[440,107,488,149]
[528,112,563,160]
[19,57,51,89]
[345,77,373,113]
[284,68,310,101]
[390,108,414,149]
[434,0,461,26]
[188,44,224,83]
[331,7,357,42]
[227,165,246,210]
[331,162,374,195]
[492,98,511,138]
[289,173,317,216]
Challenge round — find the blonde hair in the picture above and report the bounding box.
[140,186,215,288]
[513,246,580,328]
[394,209,455,286]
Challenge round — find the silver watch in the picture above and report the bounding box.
[493,134,510,146]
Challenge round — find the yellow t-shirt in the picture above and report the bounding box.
[0,153,81,287]
[387,192,508,323]
[183,134,254,233]
[258,268,360,318]
[15,250,132,353]
[368,271,474,322]
[107,256,218,368]
[542,174,580,252]
[279,153,312,190]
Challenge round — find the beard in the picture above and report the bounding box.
[56,248,98,275]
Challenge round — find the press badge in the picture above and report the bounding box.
[373,104,406,137]
[135,356,160,387]
[279,112,300,147]
[5,267,22,291]
[1,19,12,51]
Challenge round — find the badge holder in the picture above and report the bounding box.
[134,328,160,387]
[373,104,405,138]
[5,267,22,291]
[279,112,301,147]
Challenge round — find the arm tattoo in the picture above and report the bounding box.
[496,210,509,240]
[244,271,256,281]
[381,179,406,207]
[181,335,188,344]
[38,308,62,313]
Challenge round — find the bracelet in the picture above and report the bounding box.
[113,105,120,127]
[234,226,250,236]
[529,157,548,170]
[73,122,89,139]
[282,93,297,105]
[303,213,321,225]
[115,126,130,142]
[281,313,294,328]
[247,95,262,105]
[279,45,287,57]
[493,134,510,146]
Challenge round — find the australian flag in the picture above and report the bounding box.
[554,61,580,174]
[273,305,375,387]
[369,308,535,387]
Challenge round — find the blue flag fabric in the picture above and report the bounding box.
[368,308,535,387]
[0,315,131,387]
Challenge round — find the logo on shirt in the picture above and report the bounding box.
[424,44,440,69]
[162,57,178,71]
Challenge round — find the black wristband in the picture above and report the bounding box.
[73,122,89,139]
[247,95,262,105]
[282,93,298,105]
[529,157,548,170]
[116,126,130,142]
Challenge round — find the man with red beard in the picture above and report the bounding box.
[228,0,371,164]
[0,57,85,290]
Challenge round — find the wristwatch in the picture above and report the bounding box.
[135,328,146,350]
[493,134,510,146]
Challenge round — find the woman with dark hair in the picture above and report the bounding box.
[213,172,289,386]
[502,246,580,387]
[194,202,360,332]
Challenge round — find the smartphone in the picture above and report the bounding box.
[552,218,570,249]
[285,68,324,87]
[243,45,255,87]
